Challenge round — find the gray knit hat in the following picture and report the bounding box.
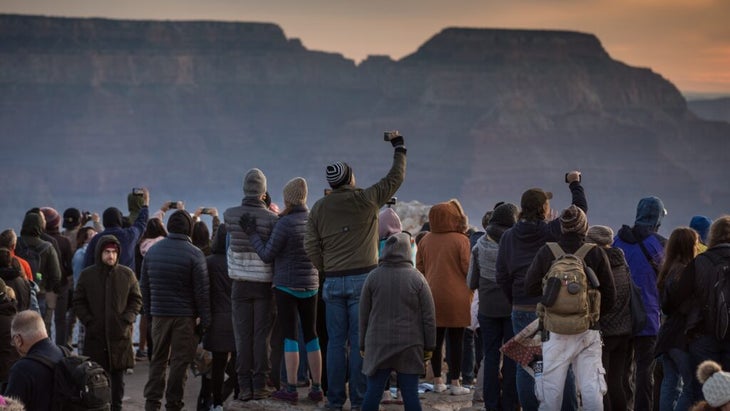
[698,360,730,407]
[326,162,352,188]
[559,205,588,235]
[586,225,614,247]
[243,168,267,197]
[283,177,307,206]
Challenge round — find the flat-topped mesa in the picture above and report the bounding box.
[0,14,302,52]
[402,27,610,64]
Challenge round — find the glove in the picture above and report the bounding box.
[194,322,208,337]
[238,213,257,235]
[423,350,433,362]
[390,136,405,151]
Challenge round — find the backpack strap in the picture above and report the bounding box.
[574,243,595,260]
[638,237,660,274]
[25,344,71,370]
[546,242,565,259]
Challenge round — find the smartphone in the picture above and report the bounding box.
[168,201,179,209]
[201,207,211,215]
[383,130,401,141]
[386,197,397,206]
[132,187,144,195]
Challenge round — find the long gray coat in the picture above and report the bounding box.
[359,232,436,376]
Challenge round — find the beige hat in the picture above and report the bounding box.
[283,177,307,206]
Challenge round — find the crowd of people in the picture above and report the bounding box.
[0,133,729,411]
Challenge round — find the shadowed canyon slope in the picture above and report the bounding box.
[1,14,728,233]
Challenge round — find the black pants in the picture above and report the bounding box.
[633,336,657,411]
[602,335,630,411]
[432,327,465,382]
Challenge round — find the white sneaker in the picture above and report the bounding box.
[433,383,448,393]
[450,385,471,395]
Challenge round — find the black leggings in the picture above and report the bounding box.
[432,327,465,382]
[211,351,237,406]
[274,288,318,349]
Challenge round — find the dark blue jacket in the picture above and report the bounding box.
[5,338,63,411]
[140,233,211,327]
[249,205,319,290]
[496,182,587,306]
[84,206,148,271]
[613,225,666,336]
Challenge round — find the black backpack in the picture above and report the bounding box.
[704,252,730,340]
[28,345,111,411]
[14,237,50,286]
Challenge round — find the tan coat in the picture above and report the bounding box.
[416,200,473,327]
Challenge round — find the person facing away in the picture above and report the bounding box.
[467,202,519,411]
[359,232,436,411]
[416,199,473,395]
[655,227,700,411]
[525,205,616,411]
[73,234,142,411]
[584,225,632,411]
[140,210,211,411]
[223,168,279,403]
[612,195,667,411]
[690,215,713,253]
[84,188,150,270]
[495,171,586,411]
[240,177,324,405]
[304,132,406,411]
[668,215,730,405]
[4,310,64,411]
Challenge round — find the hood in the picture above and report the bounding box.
[617,224,655,244]
[94,235,121,267]
[20,213,43,237]
[139,237,164,257]
[102,207,124,228]
[379,232,414,266]
[428,199,468,234]
[127,192,145,223]
[211,224,228,255]
[378,208,402,240]
[167,210,193,236]
[0,266,22,282]
[511,219,546,244]
[634,196,666,231]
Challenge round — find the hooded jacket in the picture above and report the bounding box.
[84,206,148,271]
[73,235,142,371]
[0,263,31,312]
[140,211,211,327]
[305,150,406,277]
[0,289,18,383]
[18,213,61,292]
[467,234,511,318]
[495,181,587,306]
[360,232,436,376]
[416,200,473,327]
[613,200,667,337]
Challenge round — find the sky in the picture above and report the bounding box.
[2,0,730,96]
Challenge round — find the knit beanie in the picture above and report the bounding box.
[63,208,82,230]
[586,225,614,247]
[40,207,61,231]
[486,203,518,243]
[102,242,120,253]
[560,205,588,235]
[634,196,666,229]
[243,168,267,197]
[102,207,123,228]
[378,208,402,240]
[697,360,730,407]
[326,162,353,188]
[167,210,193,236]
[690,215,713,244]
[283,177,307,206]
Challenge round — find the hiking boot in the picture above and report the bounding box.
[237,388,253,402]
[272,389,298,404]
[253,386,275,400]
[308,389,324,402]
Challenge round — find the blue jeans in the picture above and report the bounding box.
[511,309,578,411]
[659,350,693,411]
[323,274,368,409]
[479,314,517,411]
[361,370,421,411]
